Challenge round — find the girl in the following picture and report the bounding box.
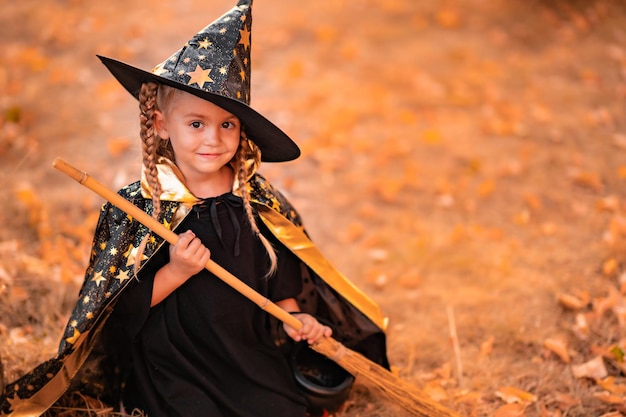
[0,1,389,416]
[115,83,331,417]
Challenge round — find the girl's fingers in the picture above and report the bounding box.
[177,230,196,246]
[177,231,210,261]
[284,314,332,343]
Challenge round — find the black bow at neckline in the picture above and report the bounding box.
[192,193,243,256]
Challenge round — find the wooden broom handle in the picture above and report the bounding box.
[52,157,303,331]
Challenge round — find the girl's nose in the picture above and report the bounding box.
[202,127,221,145]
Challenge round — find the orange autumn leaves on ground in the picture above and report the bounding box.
[3,1,626,416]
[485,197,626,417]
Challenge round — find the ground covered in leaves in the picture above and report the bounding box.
[1,0,626,416]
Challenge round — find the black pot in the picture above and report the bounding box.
[290,342,355,415]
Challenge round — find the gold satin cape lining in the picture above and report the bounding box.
[256,205,388,331]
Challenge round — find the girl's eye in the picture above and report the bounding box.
[221,121,235,129]
[190,121,203,129]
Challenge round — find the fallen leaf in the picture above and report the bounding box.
[423,380,448,402]
[422,128,443,145]
[513,210,531,225]
[594,286,620,316]
[4,106,21,123]
[495,386,537,404]
[9,286,29,302]
[436,7,462,29]
[481,336,495,356]
[569,170,604,192]
[541,405,562,417]
[592,392,625,405]
[544,337,571,363]
[16,47,49,72]
[364,268,388,290]
[434,362,452,380]
[541,222,557,236]
[396,269,421,289]
[553,392,580,409]
[571,356,608,379]
[613,306,626,328]
[477,179,495,197]
[357,203,378,220]
[377,179,404,203]
[597,377,626,395]
[523,192,543,212]
[454,389,483,406]
[338,222,363,244]
[558,292,590,310]
[597,196,620,212]
[314,25,338,43]
[8,327,30,345]
[602,258,619,277]
[530,103,553,123]
[286,60,304,79]
[573,313,590,339]
[15,185,43,228]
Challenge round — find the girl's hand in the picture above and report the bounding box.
[283,313,332,344]
[168,230,211,281]
[151,230,211,307]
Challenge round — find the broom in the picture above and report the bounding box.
[52,157,460,417]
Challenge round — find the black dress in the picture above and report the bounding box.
[117,193,307,417]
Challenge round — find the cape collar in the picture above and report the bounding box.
[141,157,199,204]
[140,157,248,204]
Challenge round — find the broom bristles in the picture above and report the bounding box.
[311,337,460,417]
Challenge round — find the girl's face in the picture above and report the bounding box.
[155,90,241,194]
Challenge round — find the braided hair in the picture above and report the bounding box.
[233,130,278,276]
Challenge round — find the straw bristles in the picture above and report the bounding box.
[311,337,460,417]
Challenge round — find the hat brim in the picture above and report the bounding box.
[97,55,300,163]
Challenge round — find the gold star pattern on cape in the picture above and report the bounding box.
[4,394,20,414]
[66,328,81,345]
[91,271,106,286]
[116,269,130,283]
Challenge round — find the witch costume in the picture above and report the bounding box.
[0,1,389,416]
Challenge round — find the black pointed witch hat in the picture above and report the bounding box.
[98,0,300,162]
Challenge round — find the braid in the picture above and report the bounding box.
[236,131,278,276]
[134,82,162,277]
[139,82,162,220]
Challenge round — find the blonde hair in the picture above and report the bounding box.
[138,82,278,275]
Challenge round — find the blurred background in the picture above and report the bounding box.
[1,1,626,415]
